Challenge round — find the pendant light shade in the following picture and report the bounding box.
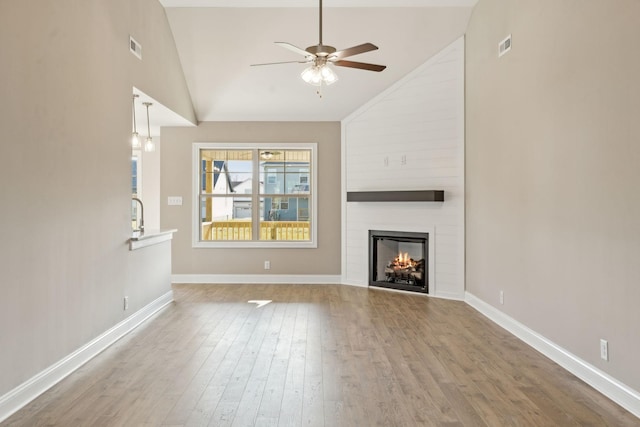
[131,94,141,149]
[143,102,155,152]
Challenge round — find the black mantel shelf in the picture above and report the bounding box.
[347,190,444,203]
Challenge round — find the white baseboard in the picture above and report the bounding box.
[465,292,640,419]
[433,290,465,301]
[340,278,367,288]
[171,274,342,285]
[0,291,174,423]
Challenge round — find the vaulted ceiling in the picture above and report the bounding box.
[159,0,477,122]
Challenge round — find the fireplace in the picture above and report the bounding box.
[369,230,429,293]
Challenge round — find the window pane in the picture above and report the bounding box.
[259,150,285,162]
[263,170,284,194]
[260,149,311,195]
[260,196,310,241]
[200,196,252,241]
[297,197,310,221]
[201,149,253,196]
[131,156,138,196]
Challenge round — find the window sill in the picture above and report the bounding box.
[193,240,316,249]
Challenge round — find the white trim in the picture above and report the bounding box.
[434,290,465,301]
[0,291,174,423]
[465,292,640,419]
[340,280,368,288]
[340,120,348,287]
[172,274,342,285]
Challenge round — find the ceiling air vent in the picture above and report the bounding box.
[498,34,511,57]
[129,36,142,60]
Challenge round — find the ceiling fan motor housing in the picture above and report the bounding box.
[306,44,337,57]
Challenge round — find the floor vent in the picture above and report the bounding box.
[499,34,512,57]
[130,36,142,60]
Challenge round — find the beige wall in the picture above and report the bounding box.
[466,0,640,391]
[161,122,342,276]
[0,0,194,397]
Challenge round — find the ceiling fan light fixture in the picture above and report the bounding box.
[301,65,320,86]
[320,64,338,85]
[301,64,337,87]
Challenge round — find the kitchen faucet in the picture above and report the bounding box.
[132,197,144,232]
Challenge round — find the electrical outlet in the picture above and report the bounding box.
[123,296,129,311]
[264,260,271,270]
[401,155,407,165]
[384,156,389,167]
[499,291,504,305]
[600,339,609,361]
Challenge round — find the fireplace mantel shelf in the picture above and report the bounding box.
[347,190,444,203]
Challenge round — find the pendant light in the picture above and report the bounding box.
[131,94,141,148]
[143,102,155,152]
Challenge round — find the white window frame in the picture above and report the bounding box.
[192,142,318,249]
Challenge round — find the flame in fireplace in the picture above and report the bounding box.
[394,252,413,268]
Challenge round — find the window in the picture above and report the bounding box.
[131,152,142,231]
[193,142,317,248]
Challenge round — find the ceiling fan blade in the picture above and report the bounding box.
[331,43,379,59]
[275,42,314,58]
[251,60,311,67]
[333,60,386,72]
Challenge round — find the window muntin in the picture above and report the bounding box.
[193,143,316,248]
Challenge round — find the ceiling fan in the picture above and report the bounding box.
[251,0,386,87]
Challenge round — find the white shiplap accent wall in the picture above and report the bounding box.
[342,37,465,300]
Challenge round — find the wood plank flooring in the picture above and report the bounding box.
[3,284,638,426]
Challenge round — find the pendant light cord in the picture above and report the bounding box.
[132,94,139,133]
[144,102,152,137]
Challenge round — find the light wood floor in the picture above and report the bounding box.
[3,284,637,426]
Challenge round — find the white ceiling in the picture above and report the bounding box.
[158,1,476,123]
[133,87,193,137]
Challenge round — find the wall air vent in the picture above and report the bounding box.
[129,36,142,60]
[499,34,512,57]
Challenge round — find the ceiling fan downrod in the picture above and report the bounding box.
[319,0,323,46]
